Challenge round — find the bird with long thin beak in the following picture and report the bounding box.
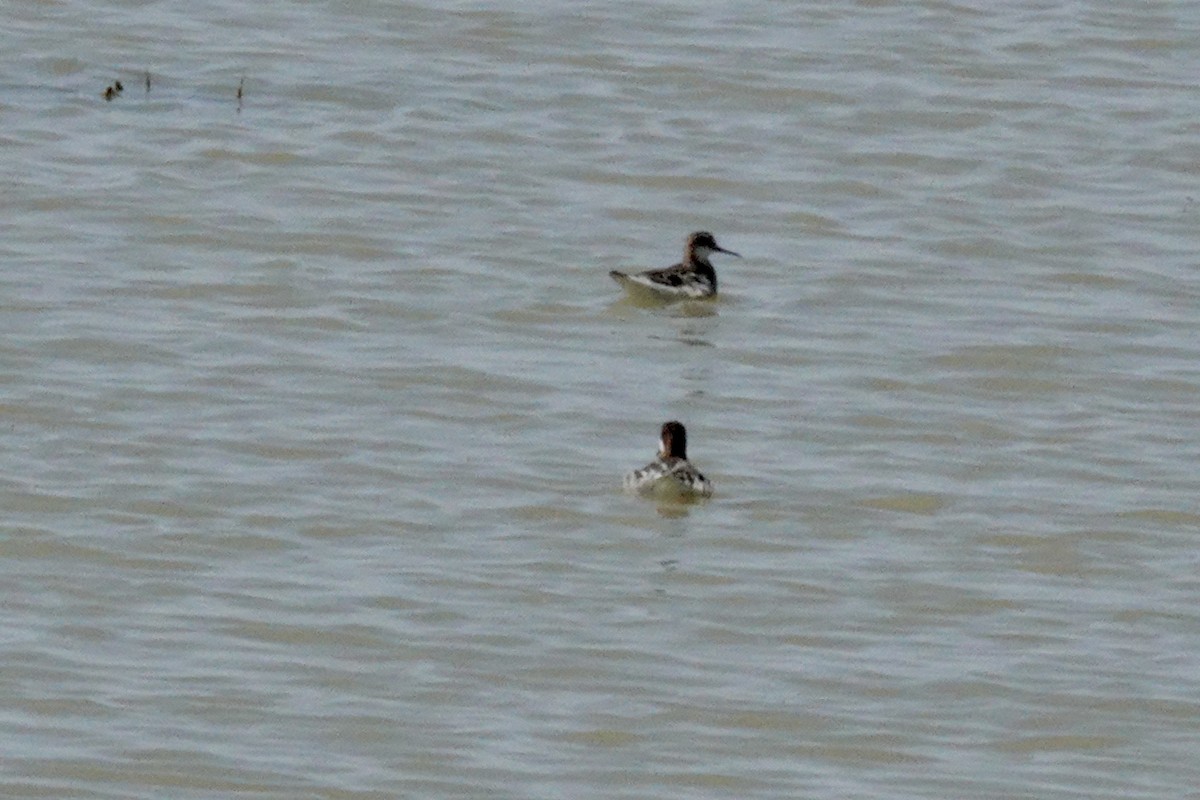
[609,231,740,300]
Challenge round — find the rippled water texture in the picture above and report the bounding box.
[3,2,1199,798]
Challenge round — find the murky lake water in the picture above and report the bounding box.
[3,1,1199,798]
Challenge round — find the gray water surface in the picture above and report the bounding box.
[3,2,1200,798]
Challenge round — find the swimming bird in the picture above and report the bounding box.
[624,420,714,497]
[609,231,739,300]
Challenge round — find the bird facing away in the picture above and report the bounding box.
[623,420,714,498]
[609,231,739,300]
